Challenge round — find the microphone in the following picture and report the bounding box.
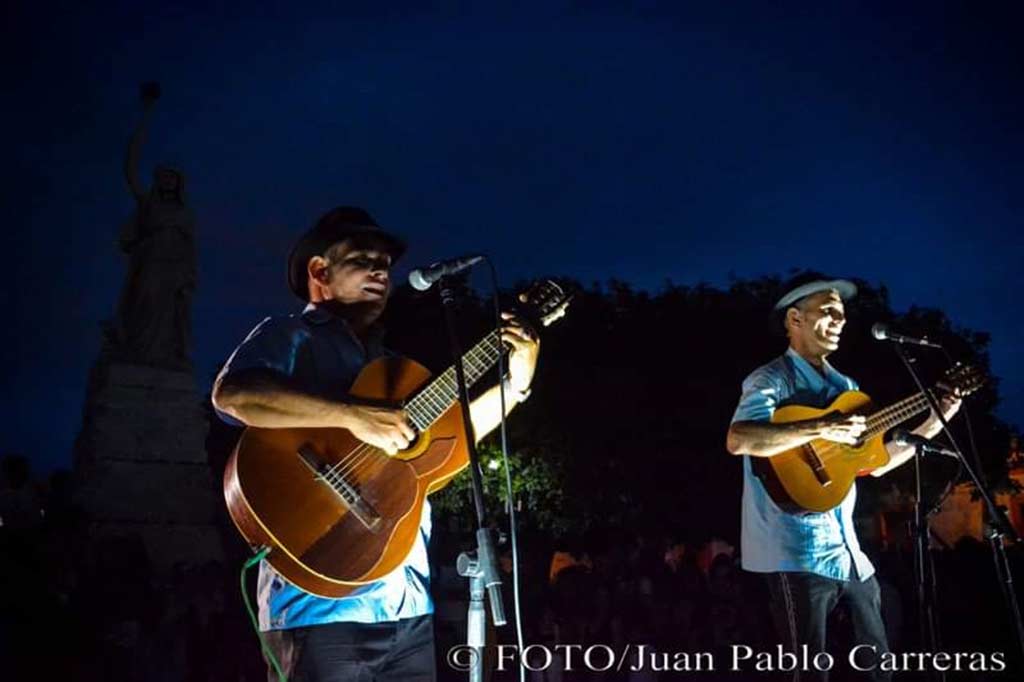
[891,429,959,459]
[871,323,942,348]
[408,255,484,291]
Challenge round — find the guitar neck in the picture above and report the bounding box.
[863,389,935,439]
[404,330,505,431]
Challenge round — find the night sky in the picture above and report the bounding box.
[7,2,1022,474]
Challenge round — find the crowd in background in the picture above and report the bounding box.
[3,453,1020,681]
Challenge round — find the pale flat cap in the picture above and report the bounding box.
[773,279,857,311]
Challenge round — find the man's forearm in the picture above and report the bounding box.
[872,417,946,477]
[872,440,915,477]
[213,369,348,428]
[726,420,821,457]
[468,381,524,443]
[915,416,947,440]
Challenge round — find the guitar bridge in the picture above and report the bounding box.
[802,444,833,487]
[296,444,383,533]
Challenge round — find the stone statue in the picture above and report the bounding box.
[112,83,196,368]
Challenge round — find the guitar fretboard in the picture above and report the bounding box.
[404,331,505,431]
[863,391,934,438]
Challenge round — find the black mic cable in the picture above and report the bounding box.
[483,256,527,682]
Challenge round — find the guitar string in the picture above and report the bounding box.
[859,368,973,439]
[318,393,434,494]
[332,348,481,479]
[864,392,926,434]
[866,394,928,434]
[335,350,491,477]
[328,333,506,484]
[301,296,559,506]
[341,344,493,478]
[807,392,932,463]
[811,402,930,463]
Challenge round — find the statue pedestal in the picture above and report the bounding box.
[75,362,225,574]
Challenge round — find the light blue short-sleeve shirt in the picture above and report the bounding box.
[731,348,875,582]
[215,304,434,630]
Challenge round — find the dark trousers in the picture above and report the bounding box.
[765,572,891,682]
[262,614,436,682]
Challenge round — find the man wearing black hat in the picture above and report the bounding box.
[212,207,539,681]
[725,276,961,681]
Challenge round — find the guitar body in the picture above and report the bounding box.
[223,356,470,598]
[751,391,891,513]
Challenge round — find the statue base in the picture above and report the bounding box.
[74,361,224,574]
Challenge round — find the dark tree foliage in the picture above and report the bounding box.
[379,272,1016,545]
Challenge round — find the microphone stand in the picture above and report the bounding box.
[437,275,506,682]
[889,343,1024,667]
[906,427,940,682]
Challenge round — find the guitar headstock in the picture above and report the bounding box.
[516,279,572,328]
[936,363,986,398]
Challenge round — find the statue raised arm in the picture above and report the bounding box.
[111,83,197,369]
[123,83,159,203]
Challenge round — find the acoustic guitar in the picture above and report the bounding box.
[223,280,570,597]
[751,363,983,514]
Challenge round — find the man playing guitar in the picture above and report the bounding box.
[725,275,961,681]
[212,206,539,681]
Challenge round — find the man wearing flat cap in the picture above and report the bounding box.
[212,207,539,681]
[725,274,961,682]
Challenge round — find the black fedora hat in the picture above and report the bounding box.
[287,206,407,301]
